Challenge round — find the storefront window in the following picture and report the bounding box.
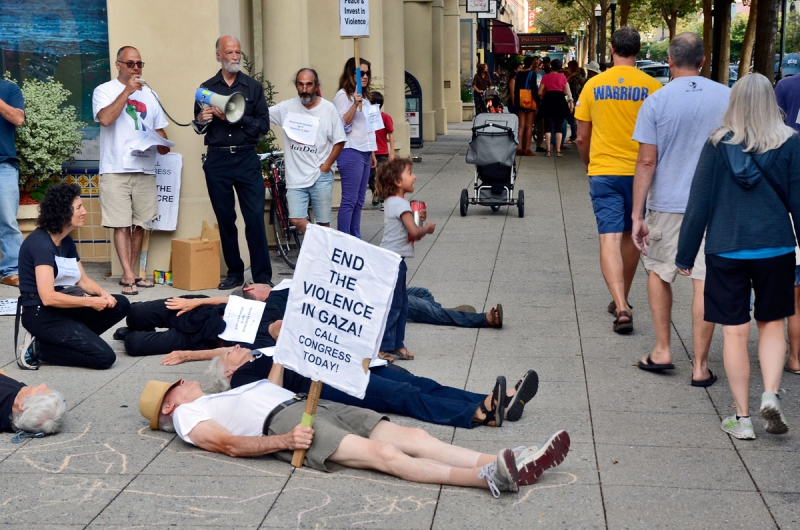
[0,0,110,159]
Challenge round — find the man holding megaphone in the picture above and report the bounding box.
[192,35,272,290]
[93,46,170,296]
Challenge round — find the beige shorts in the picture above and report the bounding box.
[99,172,158,228]
[641,209,706,282]
[267,400,387,472]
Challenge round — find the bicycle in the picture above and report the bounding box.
[260,151,303,268]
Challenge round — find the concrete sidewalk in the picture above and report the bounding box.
[0,122,798,528]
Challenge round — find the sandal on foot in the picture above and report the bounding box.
[506,370,539,422]
[134,277,154,288]
[613,311,633,334]
[120,283,139,296]
[390,348,415,361]
[691,369,717,387]
[607,300,632,315]
[377,351,395,363]
[556,152,563,157]
[637,355,675,372]
[488,304,503,328]
[545,151,552,157]
[479,376,507,427]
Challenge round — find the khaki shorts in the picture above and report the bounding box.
[99,172,158,228]
[267,400,387,472]
[641,209,706,282]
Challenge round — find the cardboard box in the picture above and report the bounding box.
[171,237,221,290]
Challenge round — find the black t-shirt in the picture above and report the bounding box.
[231,288,290,349]
[515,69,541,106]
[18,228,81,307]
[0,374,25,432]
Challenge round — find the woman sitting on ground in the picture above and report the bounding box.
[17,183,130,370]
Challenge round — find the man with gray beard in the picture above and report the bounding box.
[268,69,346,234]
[192,35,272,290]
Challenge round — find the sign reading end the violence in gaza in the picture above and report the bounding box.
[340,0,370,38]
[273,225,400,399]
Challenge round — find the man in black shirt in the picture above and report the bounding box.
[0,370,67,434]
[192,35,272,290]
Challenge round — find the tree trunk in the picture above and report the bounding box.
[667,16,678,41]
[619,0,631,26]
[753,0,780,82]
[711,0,732,84]
[739,0,758,77]
[702,0,713,77]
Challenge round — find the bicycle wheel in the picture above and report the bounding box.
[271,196,303,269]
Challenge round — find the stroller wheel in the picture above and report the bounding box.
[491,205,501,212]
[460,189,469,217]
[518,190,525,218]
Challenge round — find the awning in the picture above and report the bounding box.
[492,24,520,54]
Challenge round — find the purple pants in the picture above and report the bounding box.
[337,148,371,238]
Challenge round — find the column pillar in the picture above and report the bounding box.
[263,0,309,103]
[431,0,447,134]
[443,0,462,123]
[404,0,436,143]
[383,0,411,156]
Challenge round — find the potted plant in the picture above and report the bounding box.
[5,74,85,204]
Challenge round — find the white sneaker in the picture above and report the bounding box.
[760,392,789,434]
[478,448,519,498]
[513,430,571,486]
[721,415,756,440]
[17,331,40,370]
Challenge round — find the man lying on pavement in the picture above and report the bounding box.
[139,376,570,498]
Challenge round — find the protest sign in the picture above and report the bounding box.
[218,295,266,344]
[273,225,400,399]
[340,0,370,38]
[283,112,320,145]
[152,153,182,231]
[0,298,17,316]
[366,105,385,133]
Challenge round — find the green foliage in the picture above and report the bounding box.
[461,76,473,102]
[729,14,748,61]
[5,74,85,188]
[242,54,279,159]
[637,39,670,61]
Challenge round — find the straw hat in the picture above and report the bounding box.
[139,379,182,430]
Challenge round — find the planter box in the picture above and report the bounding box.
[17,204,39,239]
[462,103,475,121]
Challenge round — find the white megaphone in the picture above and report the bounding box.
[195,88,246,123]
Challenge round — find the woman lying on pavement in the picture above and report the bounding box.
[161,320,540,428]
[139,377,570,498]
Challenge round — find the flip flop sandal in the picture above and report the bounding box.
[120,283,139,296]
[505,370,539,422]
[377,351,395,363]
[390,349,415,361]
[134,277,154,288]
[784,366,800,375]
[613,311,633,334]
[479,376,507,427]
[637,355,675,372]
[691,369,717,387]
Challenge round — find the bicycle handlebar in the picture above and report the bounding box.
[258,150,285,161]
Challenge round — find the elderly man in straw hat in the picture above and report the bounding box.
[139,377,570,499]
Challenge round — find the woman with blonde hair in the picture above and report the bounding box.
[677,73,800,440]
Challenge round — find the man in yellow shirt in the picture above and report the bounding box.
[575,27,662,334]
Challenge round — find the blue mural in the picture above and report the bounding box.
[0,0,110,142]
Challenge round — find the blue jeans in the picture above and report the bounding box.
[407,286,488,327]
[319,365,486,428]
[380,259,408,351]
[286,170,334,223]
[336,148,371,238]
[0,163,22,277]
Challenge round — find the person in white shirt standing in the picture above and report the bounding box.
[92,46,170,296]
[269,69,346,234]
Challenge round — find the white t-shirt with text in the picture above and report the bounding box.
[92,79,168,175]
[269,97,347,189]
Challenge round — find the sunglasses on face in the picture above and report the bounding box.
[119,61,145,68]
[359,70,371,77]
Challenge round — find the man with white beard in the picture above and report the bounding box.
[268,69,346,234]
[192,35,272,290]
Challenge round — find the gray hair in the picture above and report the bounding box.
[669,33,704,69]
[158,412,175,433]
[710,73,794,153]
[203,356,232,394]
[215,36,241,53]
[12,390,67,434]
[610,27,641,58]
[116,46,138,61]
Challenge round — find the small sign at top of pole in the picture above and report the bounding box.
[340,0,370,38]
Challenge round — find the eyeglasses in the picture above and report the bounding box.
[119,61,145,68]
[360,70,371,77]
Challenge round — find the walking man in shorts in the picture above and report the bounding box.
[630,33,730,381]
[575,27,662,333]
[139,378,570,498]
[269,68,345,234]
[93,46,170,296]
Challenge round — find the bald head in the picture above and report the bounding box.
[215,36,242,74]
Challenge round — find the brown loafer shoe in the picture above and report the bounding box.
[1,274,19,287]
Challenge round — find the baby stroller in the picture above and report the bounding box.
[462,113,523,217]
[483,86,503,113]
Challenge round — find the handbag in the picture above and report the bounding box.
[519,71,537,111]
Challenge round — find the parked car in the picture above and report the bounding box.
[636,60,656,68]
[729,65,738,87]
[639,64,670,85]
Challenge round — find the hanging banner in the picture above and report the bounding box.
[466,0,491,13]
[273,225,400,399]
[152,152,182,231]
[340,0,370,38]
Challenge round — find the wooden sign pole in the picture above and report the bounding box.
[291,380,324,468]
[353,38,363,110]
